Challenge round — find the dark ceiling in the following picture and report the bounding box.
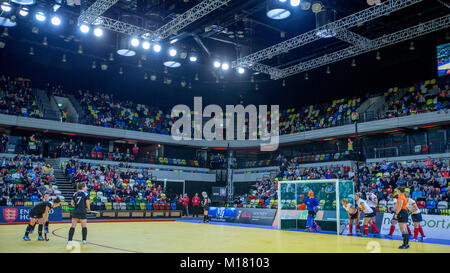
[0,0,449,111]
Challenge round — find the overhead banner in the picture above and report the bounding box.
[380,213,450,241]
[0,206,62,224]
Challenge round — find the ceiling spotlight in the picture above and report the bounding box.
[150,74,156,81]
[11,0,35,4]
[35,11,46,22]
[290,0,300,7]
[311,1,323,13]
[221,63,229,70]
[282,79,286,87]
[164,61,181,68]
[180,51,188,59]
[1,2,12,13]
[304,73,309,80]
[153,43,162,53]
[130,37,140,47]
[144,73,148,80]
[326,66,331,74]
[119,67,123,75]
[77,45,83,54]
[79,24,89,33]
[409,41,415,51]
[92,61,96,69]
[376,51,381,60]
[109,53,114,61]
[170,38,178,44]
[213,61,221,68]
[267,0,291,20]
[195,73,199,81]
[138,60,142,68]
[237,67,245,74]
[142,40,150,50]
[61,54,67,63]
[29,47,34,56]
[101,64,107,71]
[42,36,48,46]
[19,7,29,16]
[93,27,103,37]
[189,55,198,62]
[50,16,61,26]
[169,48,177,57]
[255,84,259,91]
[351,59,356,67]
[301,0,312,10]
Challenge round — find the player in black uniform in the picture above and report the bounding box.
[67,182,90,246]
[201,191,211,223]
[23,197,61,241]
[29,192,52,236]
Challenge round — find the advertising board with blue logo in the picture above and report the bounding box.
[0,206,62,224]
[208,207,277,226]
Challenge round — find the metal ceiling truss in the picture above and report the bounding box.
[78,0,119,25]
[334,29,373,48]
[78,0,232,42]
[273,15,450,80]
[231,0,423,69]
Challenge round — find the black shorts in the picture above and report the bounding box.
[364,211,375,218]
[411,213,422,223]
[308,210,316,218]
[29,212,43,219]
[370,207,376,215]
[349,212,358,220]
[397,209,408,223]
[71,211,87,220]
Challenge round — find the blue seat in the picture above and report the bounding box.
[146,203,153,210]
[171,203,177,210]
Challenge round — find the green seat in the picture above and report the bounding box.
[126,203,134,210]
[134,203,141,210]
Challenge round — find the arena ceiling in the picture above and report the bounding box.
[0,0,449,110]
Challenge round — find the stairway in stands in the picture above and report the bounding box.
[46,158,75,200]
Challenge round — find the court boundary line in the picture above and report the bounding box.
[51,226,141,253]
[0,219,177,225]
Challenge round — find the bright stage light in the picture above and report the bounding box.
[11,0,35,5]
[221,63,229,70]
[266,0,291,20]
[213,61,221,68]
[169,48,177,57]
[80,24,90,33]
[93,27,103,37]
[35,11,46,22]
[237,67,245,74]
[1,2,12,12]
[153,44,162,53]
[290,0,300,7]
[51,16,61,26]
[189,55,198,62]
[19,7,29,17]
[142,41,150,50]
[130,37,140,47]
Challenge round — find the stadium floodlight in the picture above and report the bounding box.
[189,55,198,62]
[237,67,245,74]
[169,38,178,44]
[19,7,29,17]
[169,48,177,57]
[93,27,103,37]
[35,11,46,22]
[153,43,162,53]
[11,0,35,5]
[142,40,150,50]
[213,60,221,68]
[1,2,12,12]
[266,0,291,20]
[51,16,61,26]
[130,37,140,47]
[79,24,90,33]
[290,0,300,7]
[221,63,230,70]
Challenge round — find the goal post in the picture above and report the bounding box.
[277,179,355,235]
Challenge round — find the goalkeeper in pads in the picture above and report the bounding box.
[304,190,320,232]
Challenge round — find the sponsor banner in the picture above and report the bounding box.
[235,208,277,226]
[208,207,238,222]
[208,207,277,226]
[0,206,62,224]
[380,213,450,240]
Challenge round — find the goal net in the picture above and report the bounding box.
[277,179,355,234]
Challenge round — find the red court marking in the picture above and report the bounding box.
[51,226,141,253]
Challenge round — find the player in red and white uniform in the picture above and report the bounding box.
[341,198,361,236]
[406,193,426,242]
[366,189,379,235]
[355,193,379,237]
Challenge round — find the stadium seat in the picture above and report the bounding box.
[105,202,113,210]
[146,203,153,210]
[119,202,127,210]
[126,203,134,210]
[134,203,141,210]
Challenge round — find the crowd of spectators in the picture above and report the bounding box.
[0,75,43,119]
[0,154,58,206]
[235,154,450,213]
